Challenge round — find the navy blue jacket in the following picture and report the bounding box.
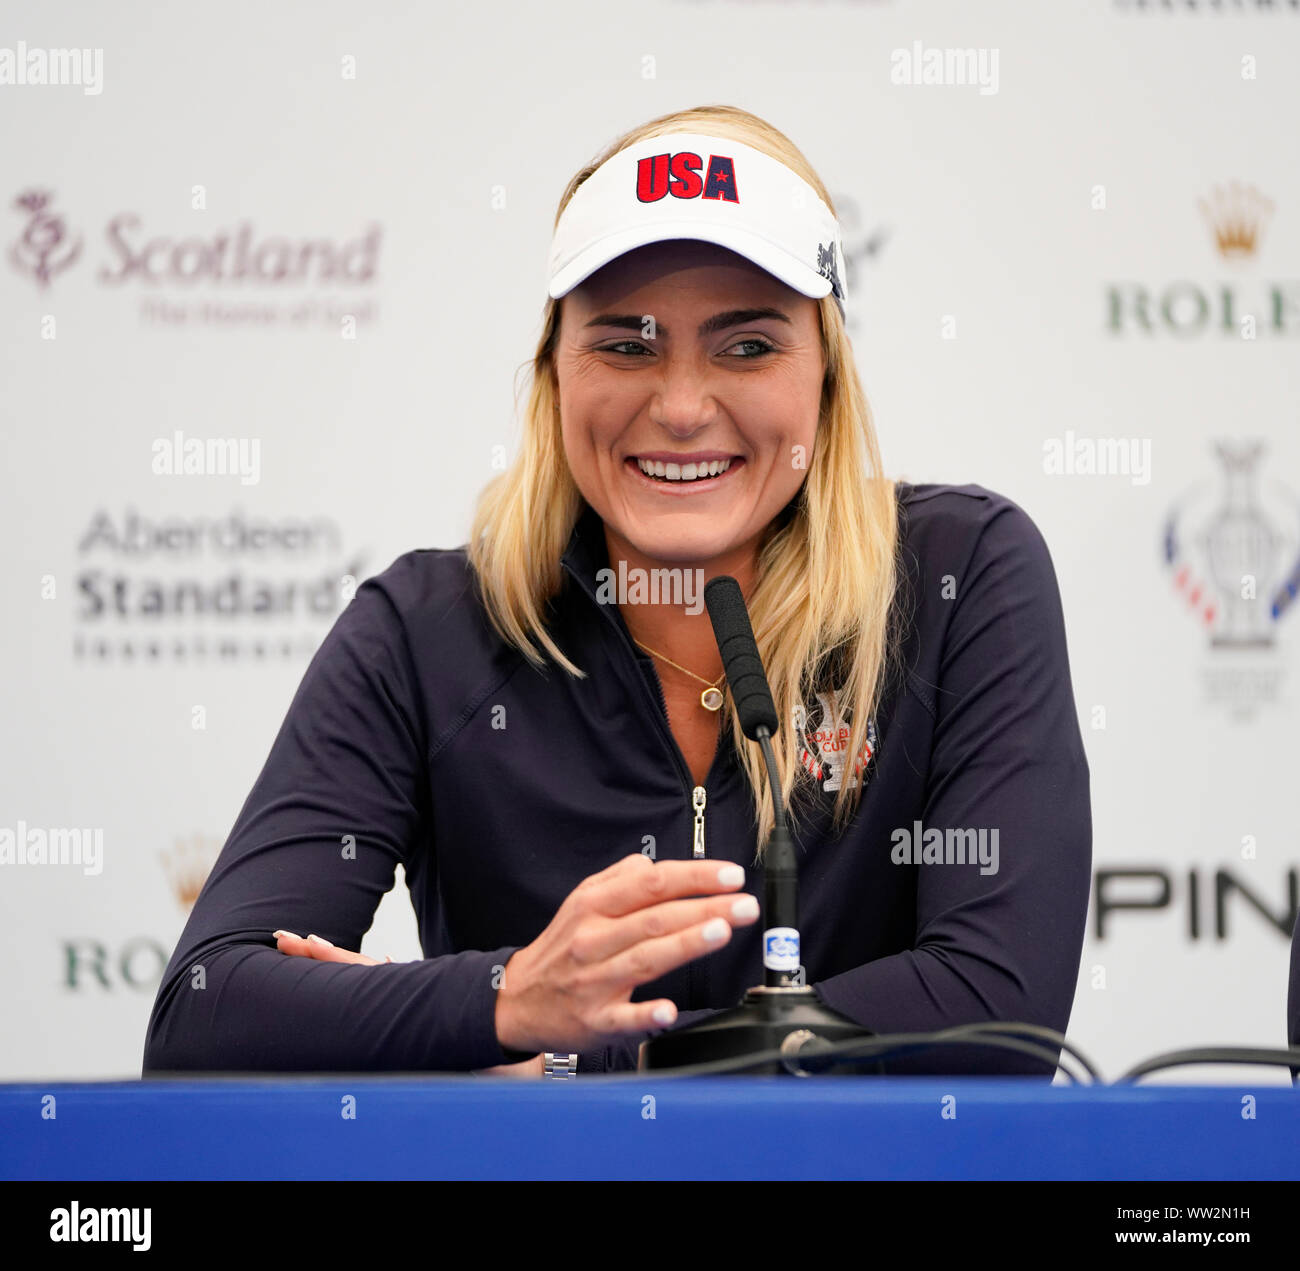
[142,482,1092,1076]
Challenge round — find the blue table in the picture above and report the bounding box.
[3,1077,1297,1180]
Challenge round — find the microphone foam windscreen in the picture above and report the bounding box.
[704,576,778,739]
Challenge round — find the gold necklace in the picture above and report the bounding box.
[633,639,726,712]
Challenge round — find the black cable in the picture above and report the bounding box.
[804,1029,1084,1084]
[635,1036,1300,1084]
[1117,1045,1300,1083]
[939,1022,1103,1084]
[625,1025,1080,1081]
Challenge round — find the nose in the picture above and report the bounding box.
[648,357,720,437]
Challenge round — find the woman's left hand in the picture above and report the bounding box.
[271,930,545,1077]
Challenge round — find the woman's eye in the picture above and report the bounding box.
[726,339,775,358]
[601,339,775,358]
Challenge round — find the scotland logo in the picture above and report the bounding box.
[816,238,845,302]
[795,689,876,794]
[10,189,82,289]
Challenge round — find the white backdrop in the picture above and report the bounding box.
[2,0,1298,1085]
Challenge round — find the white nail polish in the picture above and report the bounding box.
[717,864,744,887]
[701,917,730,943]
[653,1004,675,1025]
[731,895,759,921]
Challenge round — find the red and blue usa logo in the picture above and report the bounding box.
[635,151,739,204]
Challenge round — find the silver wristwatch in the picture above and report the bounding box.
[543,1052,578,1079]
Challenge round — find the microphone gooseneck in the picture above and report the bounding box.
[703,576,800,989]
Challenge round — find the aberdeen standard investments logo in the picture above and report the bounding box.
[9,187,384,330]
[1162,441,1300,717]
[69,506,367,665]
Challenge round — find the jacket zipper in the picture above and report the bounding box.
[560,559,713,862]
[561,550,717,1010]
[644,665,710,861]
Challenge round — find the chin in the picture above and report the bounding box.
[622,526,738,568]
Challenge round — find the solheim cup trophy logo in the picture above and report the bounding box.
[9,189,81,288]
[1203,442,1283,648]
[1163,441,1300,715]
[796,690,877,794]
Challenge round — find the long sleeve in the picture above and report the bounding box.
[142,573,529,1074]
[811,498,1092,1076]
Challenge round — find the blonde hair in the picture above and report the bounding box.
[468,104,905,852]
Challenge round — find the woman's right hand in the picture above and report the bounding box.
[493,853,759,1055]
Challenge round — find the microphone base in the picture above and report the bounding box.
[638,986,880,1076]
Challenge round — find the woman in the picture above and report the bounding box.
[143,104,1091,1078]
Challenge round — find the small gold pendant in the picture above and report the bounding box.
[700,686,724,712]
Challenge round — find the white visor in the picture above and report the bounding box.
[546,131,847,317]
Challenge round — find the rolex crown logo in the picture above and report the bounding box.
[160,833,221,911]
[1197,182,1274,260]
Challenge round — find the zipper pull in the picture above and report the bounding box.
[692,785,707,858]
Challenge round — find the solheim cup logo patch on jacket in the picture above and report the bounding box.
[635,150,739,204]
[795,690,876,794]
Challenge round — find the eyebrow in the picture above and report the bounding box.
[582,307,793,339]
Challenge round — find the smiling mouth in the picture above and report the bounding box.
[632,457,737,484]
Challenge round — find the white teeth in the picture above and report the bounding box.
[636,458,732,482]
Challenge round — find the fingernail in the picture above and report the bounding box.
[731,895,759,921]
[701,917,730,943]
[653,1004,676,1026]
[272,930,291,940]
[716,864,744,887]
[307,934,333,947]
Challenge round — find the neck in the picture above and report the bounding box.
[602,523,761,679]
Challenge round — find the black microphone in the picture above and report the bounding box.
[639,578,875,1074]
[703,576,800,989]
[702,575,777,738]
